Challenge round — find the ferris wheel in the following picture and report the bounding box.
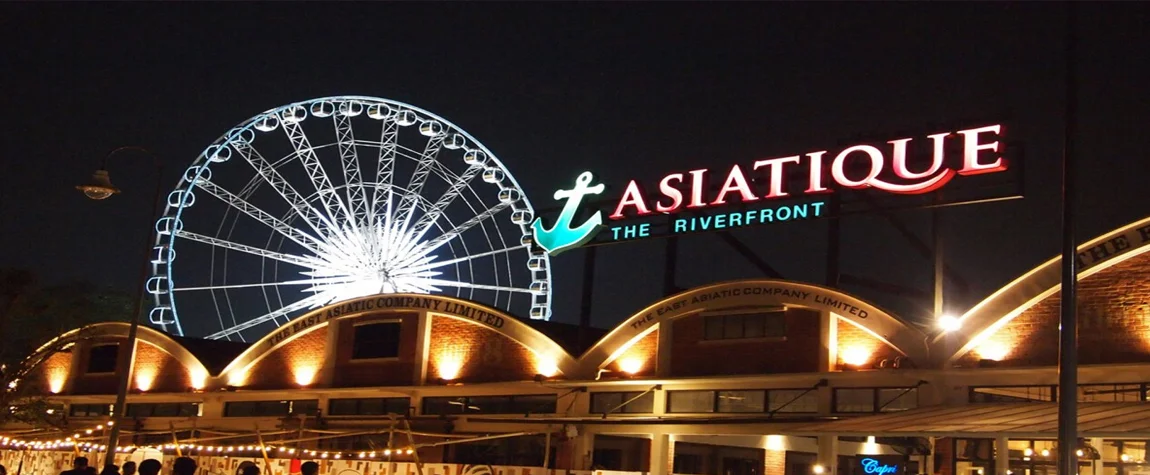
[147,96,551,341]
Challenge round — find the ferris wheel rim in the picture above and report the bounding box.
[151,95,552,340]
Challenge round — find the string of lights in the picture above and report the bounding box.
[0,420,420,460]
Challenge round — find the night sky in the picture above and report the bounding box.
[2,3,1148,334]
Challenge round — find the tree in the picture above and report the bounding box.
[0,268,134,427]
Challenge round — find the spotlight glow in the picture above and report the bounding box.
[535,357,559,378]
[436,352,464,381]
[135,367,158,392]
[618,357,643,375]
[975,342,1010,361]
[293,364,319,387]
[841,346,872,367]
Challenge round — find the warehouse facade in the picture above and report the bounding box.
[5,216,1150,475]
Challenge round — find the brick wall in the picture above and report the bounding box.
[426,316,537,383]
[72,337,127,395]
[836,318,903,370]
[670,308,821,377]
[606,329,658,377]
[30,350,72,395]
[957,250,1150,367]
[935,437,954,475]
[332,312,419,387]
[132,341,191,393]
[764,448,786,475]
[243,327,328,389]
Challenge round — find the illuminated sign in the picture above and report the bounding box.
[532,124,1009,254]
[530,172,605,255]
[857,456,904,475]
[263,295,506,349]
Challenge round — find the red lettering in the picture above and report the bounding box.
[752,156,800,198]
[711,165,758,205]
[687,169,707,208]
[890,134,946,180]
[831,145,883,189]
[957,124,1005,175]
[656,173,684,213]
[602,125,1007,217]
[609,180,651,219]
[806,151,829,193]
[869,133,955,194]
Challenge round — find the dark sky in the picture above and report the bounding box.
[1,2,1148,334]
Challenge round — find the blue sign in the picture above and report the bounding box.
[857,456,903,475]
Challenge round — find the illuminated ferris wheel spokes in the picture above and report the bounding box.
[150,97,551,341]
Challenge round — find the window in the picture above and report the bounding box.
[768,389,819,413]
[87,344,118,373]
[351,322,401,360]
[590,392,654,414]
[835,387,918,413]
[717,390,765,413]
[329,398,410,416]
[703,310,786,341]
[422,394,557,415]
[668,391,715,413]
[834,389,875,413]
[878,388,917,412]
[970,385,1055,403]
[224,400,318,417]
[668,389,819,414]
[126,403,200,418]
[69,404,112,417]
[1080,383,1148,402]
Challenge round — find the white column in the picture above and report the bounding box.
[317,320,341,387]
[572,429,594,471]
[656,322,673,377]
[820,312,837,372]
[818,435,838,475]
[651,433,671,475]
[653,386,667,415]
[413,311,433,384]
[995,436,1009,475]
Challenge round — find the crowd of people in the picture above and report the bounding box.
[0,456,322,475]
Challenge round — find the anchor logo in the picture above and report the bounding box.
[531,171,605,255]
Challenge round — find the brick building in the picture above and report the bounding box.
[5,216,1150,475]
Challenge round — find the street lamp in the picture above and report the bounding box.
[76,146,165,466]
[75,170,120,200]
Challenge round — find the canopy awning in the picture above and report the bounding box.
[787,402,1150,438]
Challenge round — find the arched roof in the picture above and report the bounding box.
[33,279,936,386]
[31,322,210,379]
[218,293,580,381]
[943,216,1150,364]
[580,279,927,368]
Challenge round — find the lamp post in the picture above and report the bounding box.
[1057,4,1079,475]
[76,146,165,466]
